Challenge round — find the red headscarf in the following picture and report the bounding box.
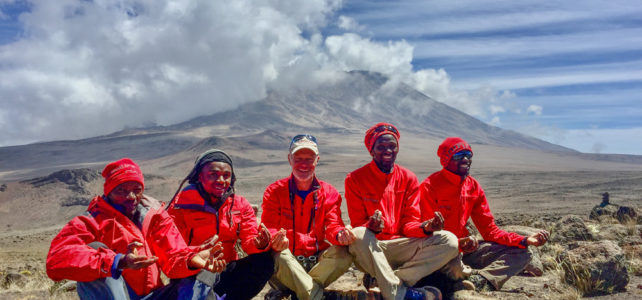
[437,137,473,167]
[364,122,400,151]
[102,158,145,196]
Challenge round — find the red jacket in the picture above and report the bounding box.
[168,184,265,263]
[345,161,425,240]
[46,196,199,296]
[261,176,345,257]
[419,169,526,248]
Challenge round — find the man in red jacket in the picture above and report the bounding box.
[168,149,276,299]
[261,134,356,300]
[345,123,460,300]
[46,158,226,300]
[419,137,550,291]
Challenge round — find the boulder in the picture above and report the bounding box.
[558,240,629,296]
[589,203,639,225]
[502,225,545,276]
[551,215,595,243]
[616,206,638,224]
[589,204,618,222]
[595,223,630,243]
[523,247,544,276]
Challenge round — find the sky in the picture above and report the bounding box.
[1,1,641,155]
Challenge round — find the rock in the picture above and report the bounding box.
[557,240,629,296]
[616,206,638,224]
[595,223,630,243]
[589,204,618,221]
[1,272,27,289]
[502,225,541,237]
[589,203,639,225]
[524,247,544,276]
[502,225,546,276]
[550,215,595,242]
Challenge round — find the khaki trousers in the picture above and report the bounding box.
[441,241,532,290]
[270,246,353,300]
[349,227,459,300]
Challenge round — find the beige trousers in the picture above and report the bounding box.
[349,227,459,300]
[270,246,353,300]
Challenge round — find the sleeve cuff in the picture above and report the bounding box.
[421,221,433,236]
[111,253,124,279]
[519,237,528,247]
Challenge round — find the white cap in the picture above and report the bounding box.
[289,136,318,155]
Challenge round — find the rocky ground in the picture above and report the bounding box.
[1,209,641,300]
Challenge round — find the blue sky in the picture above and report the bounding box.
[334,0,642,154]
[1,1,641,155]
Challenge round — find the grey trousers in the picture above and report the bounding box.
[442,241,532,290]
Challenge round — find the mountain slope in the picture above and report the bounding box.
[171,71,572,152]
[0,71,576,178]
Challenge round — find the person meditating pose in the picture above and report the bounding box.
[345,123,460,300]
[168,149,276,300]
[262,134,357,300]
[47,158,225,300]
[419,137,550,291]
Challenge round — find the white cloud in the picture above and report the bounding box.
[527,105,543,115]
[0,0,345,145]
[337,15,363,32]
[490,105,506,115]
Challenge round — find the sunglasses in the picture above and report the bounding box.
[290,134,317,148]
[373,124,398,135]
[451,150,473,161]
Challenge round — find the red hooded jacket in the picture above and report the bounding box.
[168,184,266,263]
[261,176,345,257]
[46,196,199,296]
[419,169,526,248]
[345,161,426,240]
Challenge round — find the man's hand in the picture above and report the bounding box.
[366,210,384,234]
[118,241,158,270]
[423,211,444,233]
[254,223,271,250]
[271,228,289,252]
[337,225,357,245]
[458,236,479,254]
[189,235,227,273]
[526,230,550,247]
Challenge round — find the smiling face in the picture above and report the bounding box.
[370,134,398,173]
[198,161,233,199]
[445,150,472,177]
[288,148,319,183]
[108,181,144,218]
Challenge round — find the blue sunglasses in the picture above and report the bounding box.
[289,134,317,148]
[451,150,473,161]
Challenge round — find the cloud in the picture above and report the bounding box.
[3,0,627,154]
[337,15,364,32]
[527,104,543,115]
[0,0,345,145]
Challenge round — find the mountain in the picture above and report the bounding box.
[0,70,581,180]
[171,71,572,152]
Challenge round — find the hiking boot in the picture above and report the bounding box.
[363,273,378,290]
[264,289,294,300]
[453,279,475,291]
[404,286,442,300]
[467,274,494,292]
